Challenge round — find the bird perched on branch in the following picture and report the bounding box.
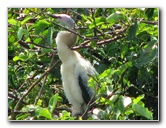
[48,14,96,116]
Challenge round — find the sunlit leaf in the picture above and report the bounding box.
[133,94,145,104]
[89,17,105,29]
[35,108,53,120]
[9,35,16,43]
[21,16,31,25]
[48,93,59,113]
[16,113,30,120]
[8,19,17,25]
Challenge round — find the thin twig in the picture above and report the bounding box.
[106,88,119,99]
[80,94,96,119]
[48,20,86,39]
[80,74,100,119]
[72,34,126,50]
[131,85,158,98]
[8,93,28,105]
[34,75,48,105]
[18,70,38,90]
[29,34,53,49]
[34,53,55,105]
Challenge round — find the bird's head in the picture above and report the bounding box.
[48,14,75,29]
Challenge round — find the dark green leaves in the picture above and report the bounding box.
[145,8,155,20]
[35,20,50,34]
[136,40,158,67]
[127,22,138,40]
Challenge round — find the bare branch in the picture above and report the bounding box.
[72,34,126,50]
[141,20,158,25]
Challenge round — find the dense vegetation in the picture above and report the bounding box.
[8,8,158,120]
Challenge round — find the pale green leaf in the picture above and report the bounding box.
[48,93,59,113]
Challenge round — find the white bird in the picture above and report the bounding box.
[48,14,96,116]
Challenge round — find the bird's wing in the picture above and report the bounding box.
[75,61,96,104]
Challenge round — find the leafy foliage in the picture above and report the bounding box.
[8,8,158,120]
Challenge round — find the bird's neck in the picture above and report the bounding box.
[57,42,73,62]
[56,31,77,62]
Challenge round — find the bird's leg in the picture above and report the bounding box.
[71,106,81,117]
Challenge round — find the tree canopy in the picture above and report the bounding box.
[8,8,158,120]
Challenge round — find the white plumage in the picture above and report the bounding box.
[49,14,96,116]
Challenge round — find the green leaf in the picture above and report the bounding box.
[35,20,50,34]
[16,113,30,120]
[17,27,29,41]
[34,37,42,44]
[9,35,16,43]
[13,55,27,61]
[60,110,70,119]
[8,19,17,25]
[106,11,125,25]
[121,44,128,59]
[116,61,133,76]
[125,108,134,115]
[48,93,59,113]
[13,51,34,62]
[127,22,138,40]
[89,17,105,29]
[145,8,154,20]
[47,27,53,44]
[137,31,151,41]
[17,27,23,40]
[136,40,158,67]
[21,16,31,25]
[117,97,125,113]
[41,48,53,54]
[133,94,145,104]
[99,68,110,78]
[132,104,153,120]
[35,108,53,120]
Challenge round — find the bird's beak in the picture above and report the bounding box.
[47,14,61,19]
